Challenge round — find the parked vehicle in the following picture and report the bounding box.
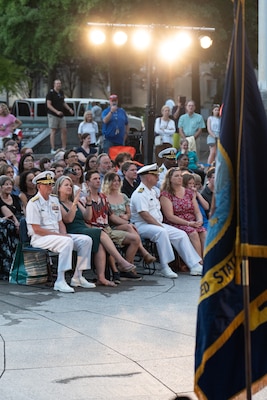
[11,98,76,122]
[11,98,144,133]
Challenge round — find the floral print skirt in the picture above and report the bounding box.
[0,219,19,280]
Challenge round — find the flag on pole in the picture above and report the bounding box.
[194,1,267,399]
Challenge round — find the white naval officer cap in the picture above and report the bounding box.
[158,147,177,159]
[32,170,55,185]
[137,163,159,175]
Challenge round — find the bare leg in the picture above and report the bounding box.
[99,231,135,271]
[61,127,67,149]
[199,231,206,260]
[50,128,57,150]
[188,231,203,259]
[122,233,140,264]
[94,243,116,286]
[208,144,217,165]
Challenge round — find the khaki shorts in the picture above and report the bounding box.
[48,114,67,129]
[104,226,127,247]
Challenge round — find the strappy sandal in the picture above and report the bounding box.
[96,280,117,287]
[118,263,136,273]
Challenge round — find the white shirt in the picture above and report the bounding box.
[26,193,62,237]
[154,117,176,144]
[78,121,98,144]
[130,182,163,227]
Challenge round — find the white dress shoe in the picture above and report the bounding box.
[71,276,96,289]
[54,281,74,293]
[190,263,203,276]
[159,266,178,279]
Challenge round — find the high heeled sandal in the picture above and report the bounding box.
[144,253,156,264]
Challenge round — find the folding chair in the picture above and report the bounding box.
[108,145,136,161]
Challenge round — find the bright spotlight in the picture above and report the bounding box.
[113,31,128,46]
[158,39,179,63]
[132,29,151,50]
[174,32,192,49]
[200,35,213,49]
[89,29,106,45]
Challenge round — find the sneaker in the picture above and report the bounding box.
[51,149,56,155]
[112,272,121,284]
[71,276,96,289]
[120,271,143,281]
[159,266,178,279]
[190,263,203,276]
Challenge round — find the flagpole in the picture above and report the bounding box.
[242,257,252,400]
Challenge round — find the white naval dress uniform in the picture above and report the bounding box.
[130,183,201,269]
[26,193,92,273]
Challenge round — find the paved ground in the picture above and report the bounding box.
[1,263,267,400]
[0,263,200,400]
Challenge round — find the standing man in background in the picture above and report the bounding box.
[102,94,129,154]
[46,79,74,154]
[178,100,205,157]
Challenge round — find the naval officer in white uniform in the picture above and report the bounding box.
[130,163,203,278]
[26,171,95,293]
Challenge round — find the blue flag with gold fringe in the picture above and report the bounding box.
[194,1,267,399]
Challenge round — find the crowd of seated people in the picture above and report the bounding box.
[0,134,215,286]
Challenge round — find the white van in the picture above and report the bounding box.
[11,98,144,132]
[11,98,77,122]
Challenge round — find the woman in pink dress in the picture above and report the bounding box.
[160,167,206,260]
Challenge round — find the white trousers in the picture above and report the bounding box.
[31,234,92,273]
[136,223,201,268]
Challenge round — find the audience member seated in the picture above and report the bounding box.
[130,163,203,278]
[63,149,79,167]
[84,154,97,173]
[0,151,7,166]
[50,162,64,182]
[54,175,135,286]
[96,153,113,184]
[15,153,35,187]
[85,169,142,281]
[4,143,19,177]
[19,170,38,208]
[26,171,95,293]
[114,151,132,179]
[160,167,206,260]
[121,161,140,198]
[157,147,177,189]
[201,167,215,218]
[39,157,52,172]
[76,133,98,167]
[102,171,156,265]
[176,138,205,183]
[183,173,209,230]
[0,175,23,278]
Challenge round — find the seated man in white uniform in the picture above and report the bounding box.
[130,163,203,279]
[157,147,177,189]
[26,171,95,293]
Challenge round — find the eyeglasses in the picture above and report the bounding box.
[68,154,78,159]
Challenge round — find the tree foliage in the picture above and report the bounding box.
[0,0,258,97]
[0,57,29,95]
